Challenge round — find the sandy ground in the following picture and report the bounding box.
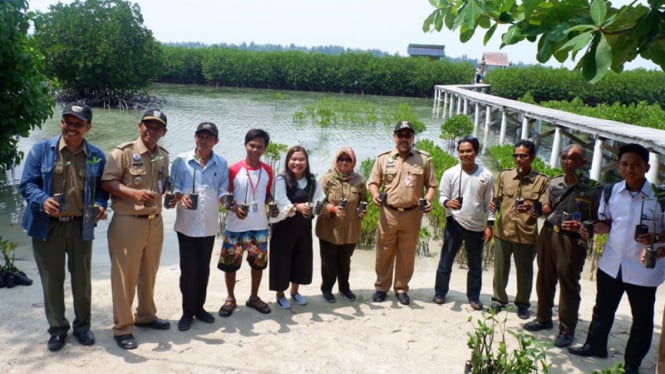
[1,212,664,373]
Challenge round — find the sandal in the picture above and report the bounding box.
[246,297,271,314]
[218,298,236,318]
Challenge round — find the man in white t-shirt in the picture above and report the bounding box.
[433,136,494,311]
[217,129,274,317]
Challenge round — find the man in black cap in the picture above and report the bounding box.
[20,102,109,351]
[367,121,437,305]
[169,122,229,331]
[101,109,170,349]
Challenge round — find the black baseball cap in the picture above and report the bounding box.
[62,103,92,122]
[141,109,167,126]
[196,122,219,138]
[394,120,415,133]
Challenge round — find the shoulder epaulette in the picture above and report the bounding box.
[377,150,391,157]
[415,149,430,157]
[116,141,133,150]
[158,145,169,155]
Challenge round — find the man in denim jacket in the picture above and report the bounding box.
[20,103,108,352]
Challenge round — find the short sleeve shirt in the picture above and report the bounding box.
[101,136,169,215]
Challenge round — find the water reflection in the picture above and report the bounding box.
[0,84,447,256]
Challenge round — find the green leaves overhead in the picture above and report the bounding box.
[423,0,665,82]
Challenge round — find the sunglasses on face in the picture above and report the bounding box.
[512,153,530,159]
[337,157,352,163]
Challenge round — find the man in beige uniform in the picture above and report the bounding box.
[490,140,549,320]
[101,109,170,350]
[368,121,437,305]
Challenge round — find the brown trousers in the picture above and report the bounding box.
[108,214,164,335]
[535,227,586,334]
[374,207,422,293]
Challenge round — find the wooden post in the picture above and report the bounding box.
[449,94,455,118]
[473,102,480,137]
[499,110,507,145]
[521,115,529,139]
[590,138,604,181]
[550,127,562,167]
[482,106,491,152]
[648,152,660,184]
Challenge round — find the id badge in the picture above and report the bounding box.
[251,201,258,213]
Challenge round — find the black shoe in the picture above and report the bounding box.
[114,334,138,350]
[554,332,574,348]
[340,290,356,301]
[73,329,95,345]
[396,292,410,305]
[489,302,504,313]
[432,295,445,305]
[568,343,608,358]
[523,319,553,332]
[623,363,640,374]
[194,310,215,323]
[13,269,33,286]
[322,291,336,303]
[517,306,530,320]
[135,317,170,330]
[47,334,67,352]
[469,299,483,311]
[178,315,193,331]
[372,291,387,302]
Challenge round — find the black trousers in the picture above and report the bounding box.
[319,239,356,293]
[177,232,215,316]
[585,268,657,368]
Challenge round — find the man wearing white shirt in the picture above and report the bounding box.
[569,144,665,374]
[171,122,229,331]
[433,136,494,311]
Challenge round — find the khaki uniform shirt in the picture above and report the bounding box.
[315,171,367,245]
[367,149,437,208]
[102,136,169,215]
[51,136,87,216]
[494,168,549,245]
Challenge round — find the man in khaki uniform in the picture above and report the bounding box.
[490,139,549,319]
[101,109,170,350]
[368,121,437,305]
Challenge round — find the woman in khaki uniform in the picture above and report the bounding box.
[315,147,368,303]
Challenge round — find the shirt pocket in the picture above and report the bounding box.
[128,166,147,188]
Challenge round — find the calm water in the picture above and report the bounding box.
[2,83,477,259]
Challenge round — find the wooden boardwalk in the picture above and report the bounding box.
[433,84,665,183]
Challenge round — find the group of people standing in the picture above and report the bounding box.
[435,136,665,374]
[18,103,665,373]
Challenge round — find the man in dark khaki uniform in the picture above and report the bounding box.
[524,144,601,348]
[368,121,437,305]
[101,109,170,350]
[490,140,549,319]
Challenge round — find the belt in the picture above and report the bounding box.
[51,216,81,222]
[545,221,579,237]
[387,205,418,212]
[134,213,160,220]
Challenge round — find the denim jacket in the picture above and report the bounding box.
[20,135,109,241]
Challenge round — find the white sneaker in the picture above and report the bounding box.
[276,296,291,309]
[291,293,307,305]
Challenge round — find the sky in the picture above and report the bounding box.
[28,0,657,69]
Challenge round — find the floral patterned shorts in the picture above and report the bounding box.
[218,229,269,271]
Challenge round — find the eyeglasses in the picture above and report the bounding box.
[337,157,353,163]
[512,153,530,159]
[395,133,413,139]
[62,119,87,129]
